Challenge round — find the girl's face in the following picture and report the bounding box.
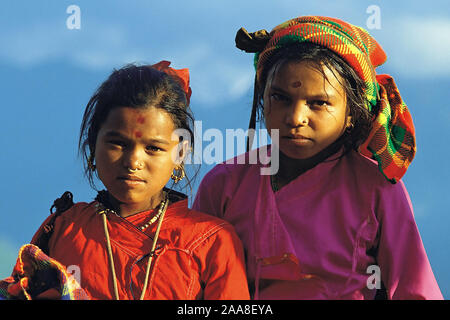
[94,106,185,216]
[263,60,351,160]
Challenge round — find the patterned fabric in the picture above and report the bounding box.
[0,244,89,300]
[359,74,416,182]
[237,16,416,183]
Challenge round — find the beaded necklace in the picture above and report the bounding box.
[97,191,169,300]
[139,197,168,230]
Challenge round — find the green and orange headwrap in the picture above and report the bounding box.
[236,16,416,183]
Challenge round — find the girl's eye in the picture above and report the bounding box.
[146,145,162,152]
[270,93,289,102]
[309,100,328,108]
[108,140,126,147]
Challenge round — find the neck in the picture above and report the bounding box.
[105,190,165,218]
[275,137,344,188]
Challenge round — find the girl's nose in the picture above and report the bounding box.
[285,102,309,127]
[123,148,144,171]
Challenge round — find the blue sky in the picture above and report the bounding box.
[0,0,449,298]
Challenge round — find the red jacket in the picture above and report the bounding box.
[31,198,249,300]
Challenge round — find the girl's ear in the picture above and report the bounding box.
[171,128,192,166]
[174,139,190,166]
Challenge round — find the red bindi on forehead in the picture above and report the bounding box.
[135,114,145,138]
[291,81,302,88]
[137,115,146,124]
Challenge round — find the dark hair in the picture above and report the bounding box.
[255,42,374,154]
[78,63,196,192]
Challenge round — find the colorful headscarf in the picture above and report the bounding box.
[235,16,416,183]
[0,244,89,300]
[151,60,192,106]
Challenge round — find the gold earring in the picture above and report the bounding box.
[87,154,96,171]
[346,122,354,132]
[171,165,185,183]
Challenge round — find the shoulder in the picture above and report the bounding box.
[174,207,236,237]
[328,151,412,214]
[199,146,267,190]
[344,151,397,189]
[170,207,241,251]
[35,200,95,227]
[344,151,413,214]
[31,200,97,248]
[55,201,97,221]
[39,200,102,238]
[194,148,267,215]
[200,162,249,186]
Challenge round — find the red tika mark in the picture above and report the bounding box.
[292,81,302,88]
[137,116,146,124]
[135,131,142,138]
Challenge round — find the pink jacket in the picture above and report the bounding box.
[193,147,443,299]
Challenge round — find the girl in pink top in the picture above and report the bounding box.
[193,16,443,299]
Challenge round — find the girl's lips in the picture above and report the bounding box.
[117,176,146,186]
[118,174,146,181]
[284,133,312,140]
[283,135,313,146]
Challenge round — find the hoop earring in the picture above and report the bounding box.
[87,154,96,171]
[171,165,185,183]
[346,122,354,133]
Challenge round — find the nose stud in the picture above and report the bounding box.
[127,163,143,173]
[126,160,143,173]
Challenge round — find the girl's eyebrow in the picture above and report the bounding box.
[147,138,170,145]
[307,93,335,100]
[270,85,335,100]
[103,130,170,145]
[104,130,125,137]
[269,85,290,94]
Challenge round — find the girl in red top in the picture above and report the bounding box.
[27,62,249,300]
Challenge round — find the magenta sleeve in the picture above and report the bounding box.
[376,181,443,299]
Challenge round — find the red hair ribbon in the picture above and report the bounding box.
[151,60,192,106]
